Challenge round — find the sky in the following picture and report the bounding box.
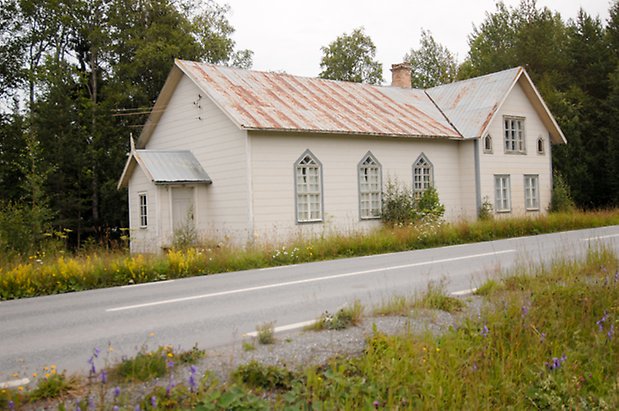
[224,0,613,83]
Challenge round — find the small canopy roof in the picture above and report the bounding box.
[118,149,212,189]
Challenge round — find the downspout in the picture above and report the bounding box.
[474,139,481,217]
[245,130,255,245]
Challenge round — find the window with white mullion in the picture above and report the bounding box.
[139,193,148,228]
[413,154,433,199]
[504,117,525,154]
[524,175,539,210]
[295,152,323,223]
[358,154,382,219]
[494,175,511,212]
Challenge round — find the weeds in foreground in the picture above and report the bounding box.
[256,322,276,345]
[374,280,464,316]
[3,248,618,409]
[307,300,364,331]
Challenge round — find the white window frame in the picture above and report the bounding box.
[494,175,511,213]
[483,134,493,154]
[537,136,545,155]
[358,152,382,219]
[524,174,540,210]
[413,153,433,199]
[504,116,526,154]
[139,193,148,228]
[294,150,323,223]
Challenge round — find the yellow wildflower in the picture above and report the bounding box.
[32,373,37,378]
[167,352,174,358]
[17,386,24,392]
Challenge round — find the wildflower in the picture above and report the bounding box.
[166,352,174,358]
[114,386,121,398]
[87,356,96,375]
[189,365,198,392]
[545,354,567,371]
[521,304,529,317]
[75,401,81,411]
[100,370,107,384]
[151,396,157,408]
[88,396,95,410]
[608,324,615,340]
[373,400,380,409]
[540,332,546,343]
[93,347,101,358]
[135,405,141,411]
[17,387,23,392]
[8,400,14,410]
[472,362,478,372]
[167,360,174,369]
[32,372,37,378]
[597,311,609,332]
[481,325,489,338]
[113,407,119,411]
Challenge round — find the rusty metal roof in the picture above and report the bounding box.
[426,67,522,138]
[177,60,460,139]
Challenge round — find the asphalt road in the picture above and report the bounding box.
[1,225,618,385]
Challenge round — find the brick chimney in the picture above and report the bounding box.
[390,63,412,88]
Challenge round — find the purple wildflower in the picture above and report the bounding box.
[113,407,119,411]
[540,332,546,343]
[472,362,478,372]
[166,360,174,369]
[134,405,141,411]
[88,396,95,410]
[614,270,619,283]
[113,386,121,398]
[93,347,100,358]
[481,325,489,337]
[597,311,609,332]
[87,356,96,375]
[545,354,567,371]
[188,366,198,392]
[100,370,107,384]
[75,401,82,411]
[151,396,157,408]
[608,324,615,340]
[521,304,529,317]
[8,400,14,410]
[373,400,380,409]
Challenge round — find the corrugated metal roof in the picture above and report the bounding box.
[177,60,461,139]
[426,67,522,138]
[135,150,212,184]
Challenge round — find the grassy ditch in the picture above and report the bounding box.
[1,209,618,300]
[3,247,618,409]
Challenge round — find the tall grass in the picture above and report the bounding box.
[1,209,617,300]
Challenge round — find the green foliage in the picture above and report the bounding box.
[550,170,576,212]
[380,179,415,226]
[478,196,494,220]
[29,372,73,402]
[405,29,458,88]
[309,301,364,331]
[319,27,383,84]
[256,322,275,345]
[113,346,172,382]
[232,361,295,391]
[195,385,269,410]
[381,179,445,226]
[414,281,464,313]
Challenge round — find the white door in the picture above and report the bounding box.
[172,187,194,232]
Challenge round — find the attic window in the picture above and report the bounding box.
[504,116,526,154]
[483,134,493,153]
[537,136,545,154]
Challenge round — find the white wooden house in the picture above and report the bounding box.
[118,60,566,253]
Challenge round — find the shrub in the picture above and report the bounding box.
[478,196,493,220]
[256,322,275,345]
[309,301,364,331]
[414,186,445,222]
[232,361,294,391]
[549,170,575,212]
[381,178,415,226]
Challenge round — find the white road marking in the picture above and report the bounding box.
[451,288,477,296]
[581,234,619,241]
[106,249,516,312]
[0,378,30,388]
[259,264,298,271]
[244,320,316,337]
[121,280,175,289]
